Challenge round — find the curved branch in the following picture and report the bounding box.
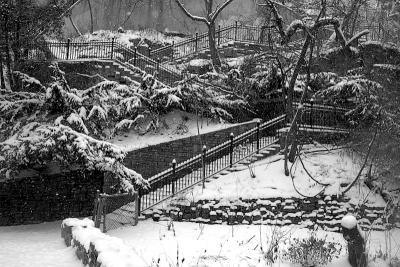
[345,29,369,47]
[210,0,235,22]
[342,129,378,195]
[174,0,210,24]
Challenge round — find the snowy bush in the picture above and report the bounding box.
[0,124,148,191]
[315,77,383,127]
[283,232,343,267]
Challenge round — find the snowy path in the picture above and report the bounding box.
[0,221,81,267]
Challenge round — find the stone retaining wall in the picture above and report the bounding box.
[123,120,258,179]
[0,169,103,226]
[146,195,387,232]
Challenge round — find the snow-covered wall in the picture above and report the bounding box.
[61,218,139,267]
[0,169,103,226]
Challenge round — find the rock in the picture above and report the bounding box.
[237,212,244,223]
[210,211,217,222]
[152,213,160,222]
[227,212,236,225]
[244,212,253,224]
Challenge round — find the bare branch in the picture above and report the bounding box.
[345,29,369,47]
[342,129,378,195]
[174,0,210,24]
[210,0,235,22]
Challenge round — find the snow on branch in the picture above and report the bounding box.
[210,0,235,22]
[0,124,148,191]
[174,0,209,24]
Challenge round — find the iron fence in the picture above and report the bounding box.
[150,23,278,62]
[137,114,286,213]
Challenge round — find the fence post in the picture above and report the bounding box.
[310,100,314,129]
[148,47,151,57]
[156,59,160,77]
[134,48,137,65]
[92,190,100,224]
[229,133,234,168]
[110,37,115,60]
[256,120,260,153]
[171,41,175,60]
[66,38,71,60]
[134,191,139,226]
[218,25,221,46]
[234,21,238,41]
[195,33,198,52]
[172,159,176,195]
[137,188,141,217]
[202,145,207,189]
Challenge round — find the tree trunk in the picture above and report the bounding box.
[0,54,5,89]
[87,0,94,33]
[208,22,221,71]
[156,0,165,32]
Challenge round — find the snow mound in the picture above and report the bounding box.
[341,214,357,229]
[62,218,94,228]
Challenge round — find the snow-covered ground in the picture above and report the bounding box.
[108,220,400,267]
[179,146,386,207]
[0,221,81,267]
[109,110,249,151]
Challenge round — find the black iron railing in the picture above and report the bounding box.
[150,23,278,62]
[293,102,351,130]
[137,103,352,214]
[137,114,286,213]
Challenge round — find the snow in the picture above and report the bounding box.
[109,110,249,151]
[182,146,385,206]
[0,221,81,267]
[108,219,400,267]
[341,215,358,229]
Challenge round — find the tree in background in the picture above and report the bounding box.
[174,0,235,72]
[0,0,77,90]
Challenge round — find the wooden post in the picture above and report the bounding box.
[202,145,207,189]
[148,47,151,57]
[229,133,234,167]
[66,38,71,60]
[172,159,176,195]
[134,191,139,226]
[110,37,115,59]
[92,190,100,224]
[137,188,141,217]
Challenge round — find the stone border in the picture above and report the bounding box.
[61,218,140,267]
[145,195,387,232]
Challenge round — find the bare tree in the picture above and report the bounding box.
[258,0,370,175]
[174,0,235,71]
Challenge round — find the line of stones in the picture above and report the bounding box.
[144,195,387,233]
